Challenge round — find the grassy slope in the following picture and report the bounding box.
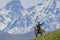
[33,29,60,40]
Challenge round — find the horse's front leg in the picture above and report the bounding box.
[40,32,42,36]
[36,34,37,37]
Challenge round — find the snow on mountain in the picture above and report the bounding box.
[0,0,60,34]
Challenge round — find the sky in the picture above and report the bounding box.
[0,0,49,9]
[0,0,12,9]
[20,0,43,8]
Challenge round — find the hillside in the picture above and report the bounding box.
[33,29,60,40]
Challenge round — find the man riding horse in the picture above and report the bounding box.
[37,21,44,33]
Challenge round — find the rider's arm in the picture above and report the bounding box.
[40,22,44,26]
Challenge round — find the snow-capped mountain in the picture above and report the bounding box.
[0,0,60,34]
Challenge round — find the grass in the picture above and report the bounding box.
[33,29,60,40]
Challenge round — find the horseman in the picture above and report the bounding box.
[37,21,44,33]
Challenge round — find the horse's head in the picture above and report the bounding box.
[34,26,38,34]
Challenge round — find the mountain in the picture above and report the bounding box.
[33,29,60,40]
[0,0,60,35]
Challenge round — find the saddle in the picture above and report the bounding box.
[37,28,41,33]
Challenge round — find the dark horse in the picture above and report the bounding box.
[34,26,45,37]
